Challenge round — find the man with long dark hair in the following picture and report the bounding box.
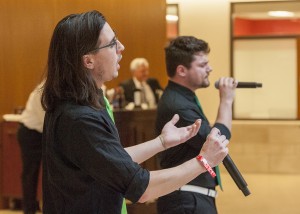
[41,11,229,213]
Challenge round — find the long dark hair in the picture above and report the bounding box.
[165,36,210,78]
[42,10,106,111]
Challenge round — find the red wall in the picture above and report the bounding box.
[234,18,300,36]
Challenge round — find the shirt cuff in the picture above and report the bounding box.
[124,168,150,203]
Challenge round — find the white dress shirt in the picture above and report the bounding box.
[20,83,45,133]
[133,77,156,108]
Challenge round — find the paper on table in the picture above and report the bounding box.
[2,114,22,122]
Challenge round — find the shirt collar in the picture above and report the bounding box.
[167,80,196,101]
[133,77,145,88]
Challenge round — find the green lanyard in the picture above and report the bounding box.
[194,95,223,191]
[103,96,128,214]
[104,96,115,123]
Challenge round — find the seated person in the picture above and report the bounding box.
[119,58,163,108]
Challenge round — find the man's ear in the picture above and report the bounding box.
[82,54,95,69]
[176,65,187,77]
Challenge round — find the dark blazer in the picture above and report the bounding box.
[119,78,163,104]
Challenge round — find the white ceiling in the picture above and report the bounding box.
[233,1,300,19]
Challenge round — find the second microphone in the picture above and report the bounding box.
[214,80,262,89]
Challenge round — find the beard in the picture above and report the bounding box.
[200,77,210,88]
[189,76,210,89]
[203,80,210,88]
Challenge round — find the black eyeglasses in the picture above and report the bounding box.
[87,33,118,54]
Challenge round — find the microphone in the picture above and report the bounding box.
[223,154,251,196]
[214,81,262,89]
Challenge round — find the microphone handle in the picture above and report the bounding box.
[214,81,262,89]
[237,82,262,88]
[222,154,251,196]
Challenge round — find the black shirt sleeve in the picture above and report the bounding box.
[58,110,150,203]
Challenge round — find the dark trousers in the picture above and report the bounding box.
[157,190,217,214]
[17,124,42,214]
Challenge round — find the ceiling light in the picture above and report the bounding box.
[166,15,178,22]
[268,11,295,17]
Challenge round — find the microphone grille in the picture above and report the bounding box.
[214,80,219,89]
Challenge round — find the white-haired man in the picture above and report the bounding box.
[120,58,163,108]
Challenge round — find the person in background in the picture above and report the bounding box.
[155,36,237,214]
[17,82,45,214]
[119,58,163,108]
[41,10,229,213]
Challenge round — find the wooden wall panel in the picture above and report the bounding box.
[0,0,167,116]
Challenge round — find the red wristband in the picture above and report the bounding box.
[196,155,216,178]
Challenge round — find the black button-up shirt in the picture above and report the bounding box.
[42,101,150,214]
[156,80,231,188]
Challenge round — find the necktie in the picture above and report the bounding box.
[194,96,208,122]
[103,96,128,213]
[194,95,223,191]
[140,83,146,104]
